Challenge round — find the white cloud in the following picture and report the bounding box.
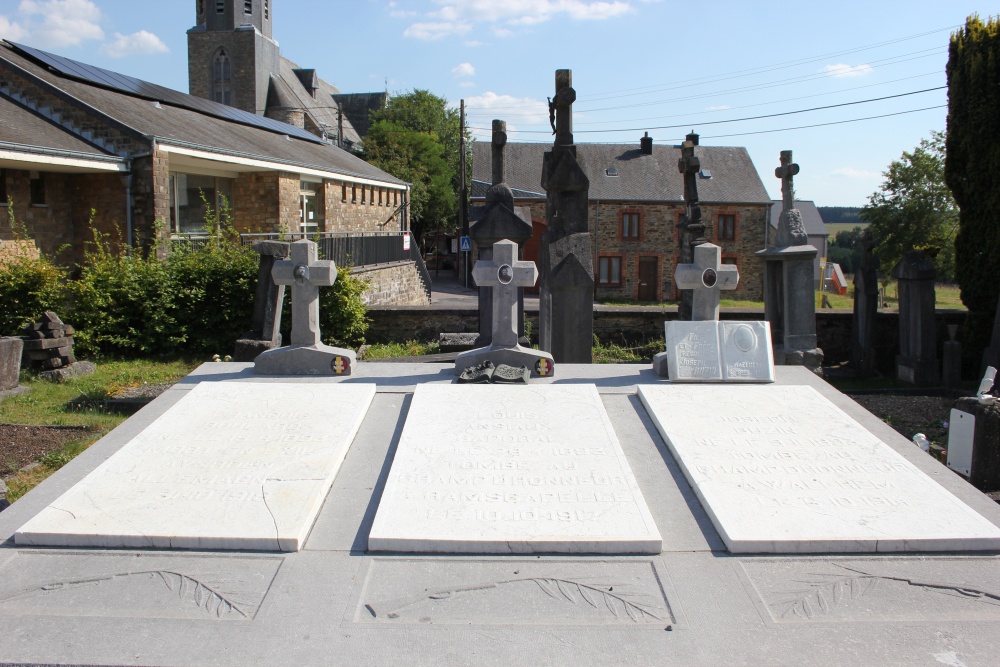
[15,0,103,47]
[404,0,632,40]
[464,91,551,140]
[452,61,475,77]
[464,39,483,46]
[832,167,880,180]
[101,30,168,58]
[0,15,30,41]
[403,20,471,40]
[492,27,512,37]
[823,63,874,78]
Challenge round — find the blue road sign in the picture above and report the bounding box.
[460,236,472,252]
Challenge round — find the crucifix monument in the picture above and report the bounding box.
[673,243,739,321]
[455,240,554,377]
[254,239,356,375]
[677,132,708,321]
[756,150,822,371]
[539,69,594,364]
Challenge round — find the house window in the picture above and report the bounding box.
[0,169,7,204]
[717,213,736,241]
[29,172,45,206]
[212,49,232,105]
[620,210,641,240]
[244,1,252,13]
[598,256,622,286]
[361,186,366,205]
[216,0,224,13]
[168,173,233,234]
[341,183,347,202]
[351,184,357,203]
[299,181,319,233]
[393,191,398,207]
[378,188,384,206]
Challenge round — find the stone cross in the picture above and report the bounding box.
[472,239,537,348]
[492,119,507,186]
[271,240,337,347]
[674,243,739,320]
[548,69,576,145]
[775,150,799,212]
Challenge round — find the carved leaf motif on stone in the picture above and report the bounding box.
[771,573,879,619]
[529,577,662,622]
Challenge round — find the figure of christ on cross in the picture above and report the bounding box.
[455,240,555,377]
[673,243,740,321]
[775,149,800,213]
[254,239,357,375]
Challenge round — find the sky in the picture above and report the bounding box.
[0,0,990,206]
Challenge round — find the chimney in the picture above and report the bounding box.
[686,131,699,146]
[640,131,653,155]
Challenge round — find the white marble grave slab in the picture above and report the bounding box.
[368,384,662,554]
[664,321,722,381]
[637,384,1000,553]
[15,382,376,552]
[719,321,774,382]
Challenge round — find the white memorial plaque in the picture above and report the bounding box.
[637,384,1000,553]
[719,321,774,382]
[665,321,722,381]
[369,384,662,554]
[15,382,376,552]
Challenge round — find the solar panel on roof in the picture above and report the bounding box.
[7,41,324,145]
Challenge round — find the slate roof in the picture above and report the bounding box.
[0,42,404,186]
[471,141,771,204]
[470,179,546,200]
[769,200,829,237]
[0,97,118,159]
[275,55,364,148]
[331,92,387,141]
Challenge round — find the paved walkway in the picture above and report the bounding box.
[428,271,540,308]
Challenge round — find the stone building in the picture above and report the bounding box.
[0,40,426,305]
[187,0,384,151]
[471,135,772,302]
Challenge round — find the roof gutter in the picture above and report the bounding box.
[0,141,127,171]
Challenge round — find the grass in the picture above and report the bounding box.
[593,339,663,363]
[362,340,441,359]
[825,222,869,237]
[1,358,200,502]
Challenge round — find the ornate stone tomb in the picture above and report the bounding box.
[15,382,376,551]
[637,384,1000,553]
[368,384,662,554]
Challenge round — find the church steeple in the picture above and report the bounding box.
[188,0,279,115]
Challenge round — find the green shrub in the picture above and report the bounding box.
[0,200,66,335]
[320,267,370,347]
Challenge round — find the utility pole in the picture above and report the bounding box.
[337,108,344,150]
[459,99,469,288]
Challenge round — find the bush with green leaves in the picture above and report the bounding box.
[0,199,66,336]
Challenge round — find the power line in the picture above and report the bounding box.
[467,87,945,134]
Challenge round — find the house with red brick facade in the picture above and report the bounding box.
[471,135,773,302]
[0,40,410,265]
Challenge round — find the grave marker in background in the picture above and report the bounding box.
[893,250,938,386]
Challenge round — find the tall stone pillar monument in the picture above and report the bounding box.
[677,132,708,321]
[539,69,593,363]
[469,120,532,345]
[755,150,823,371]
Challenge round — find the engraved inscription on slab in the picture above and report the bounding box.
[357,558,673,625]
[0,551,282,620]
[15,382,376,552]
[740,557,1000,624]
[665,321,722,381]
[368,385,662,554]
[720,321,774,382]
[637,385,1000,553]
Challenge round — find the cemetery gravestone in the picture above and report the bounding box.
[949,397,1000,491]
[892,250,938,386]
[673,242,739,321]
[234,240,289,362]
[756,150,823,371]
[368,384,662,554]
[0,336,26,399]
[15,382,376,551]
[638,384,1000,553]
[539,69,594,364]
[850,230,878,377]
[677,132,708,321]
[455,239,554,377]
[982,290,1000,375]
[254,239,356,376]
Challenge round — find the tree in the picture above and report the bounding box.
[946,15,1000,360]
[363,90,469,244]
[828,226,866,274]
[860,131,957,282]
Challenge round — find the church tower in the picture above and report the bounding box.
[187,0,280,116]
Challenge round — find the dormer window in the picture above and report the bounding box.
[699,169,712,179]
[605,167,619,177]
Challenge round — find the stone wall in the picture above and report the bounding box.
[354,261,429,307]
[324,181,404,233]
[495,199,767,303]
[367,305,969,371]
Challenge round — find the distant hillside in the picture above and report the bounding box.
[817,206,864,225]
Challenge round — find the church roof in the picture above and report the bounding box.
[274,55,364,149]
[471,140,771,204]
[0,42,405,186]
[769,200,829,237]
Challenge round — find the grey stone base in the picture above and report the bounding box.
[0,336,23,391]
[254,344,357,376]
[37,361,96,383]
[439,333,530,353]
[652,351,669,377]
[455,345,554,377]
[0,384,30,404]
[774,347,824,374]
[233,337,280,362]
[897,356,938,387]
